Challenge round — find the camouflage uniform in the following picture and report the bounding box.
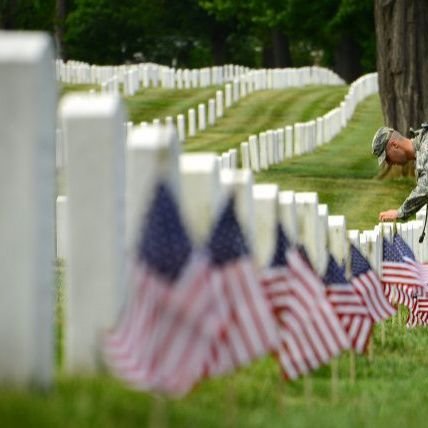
[372,125,428,220]
[397,128,428,219]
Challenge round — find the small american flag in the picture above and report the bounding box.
[381,237,422,316]
[203,197,279,377]
[104,183,216,396]
[323,255,373,353]
[382,237,423,288]
[408,297,428,327]
[262,225,349,380]
[392,234,428,327]
[350,244,396,322]
[393,234,428,290]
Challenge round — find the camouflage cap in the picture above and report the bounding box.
[372,126,394,167]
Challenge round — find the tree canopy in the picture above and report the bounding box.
[0,0,376,81]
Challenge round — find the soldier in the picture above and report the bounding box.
[371,125,428,221]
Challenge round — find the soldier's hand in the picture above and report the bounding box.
[379,209,399,221]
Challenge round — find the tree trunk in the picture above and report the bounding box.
[211,29,227,65]
[262,41,274,68]
[263,29,292,68]
[272,29,292,67]
[333,35,363,83]
[375,0,428,135]
[55,0,66,58]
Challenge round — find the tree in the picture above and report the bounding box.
[0,0,55,31]
[286,0,375,82]
[375,0,428,135]
[199,0,294,67]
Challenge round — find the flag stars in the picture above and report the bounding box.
[137,183,192,282]
[324,255,348,285]
[207,197,250,266]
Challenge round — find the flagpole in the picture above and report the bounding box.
[226,377,238,428]
[330,357,339,404]
[349,351,356,385]
[149,394,168,428]
[367,336,374,363]
[380,223,386,347]
[303,373,312,405]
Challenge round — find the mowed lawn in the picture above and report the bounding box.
[2,83,426,428]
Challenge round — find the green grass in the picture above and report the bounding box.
[1,310,428,428]
[185,85,348,153]
[60,83,99,97]
[125,87,223,123]
[3,83,423,427]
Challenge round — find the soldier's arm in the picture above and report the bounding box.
[397,171,428,220]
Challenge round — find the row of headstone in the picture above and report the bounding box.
[57,60,247,88]
[57,59,345,91]
[114,68,350,152]
[348,210,428,275]
[229,73,379,171]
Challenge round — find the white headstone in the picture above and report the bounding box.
[179,153,221,244]
[188,108,196,136]
[252,184,279,267]
[208,99,216,126]
[220,169,254,246]
[0,32,56,388]
[285,125,293,158]
[278,191,298,244]
[229,148,238,169]
[240,142,250,169]
[328,215,347,266]
[266,130,275,165]
[276,128,285,162]
[216,90,224,118]
[259,132,269,170]
[248,135,260,172]
[233,79,240,103]
[126,124,180,251]
[177,114,186,143]
[60,93,126,373]
[221,152,231,169]
[198,103,206,131]
[225,83,232,108]
[317,204,329,275]
[295,192,325,273]
[165,116,174,127]
[347,229,360,249]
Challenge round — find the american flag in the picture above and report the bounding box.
[203,197,279,377]
[323,255,373,353]
[350,244,396,322]
[392,234,428,327]
[382,237,424,288]
[393,234,428,290]
[103,183,216,396]
[408,297,428,327]
[261,224,350,380]
[381,237,421,312]
[383,283,414,308]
